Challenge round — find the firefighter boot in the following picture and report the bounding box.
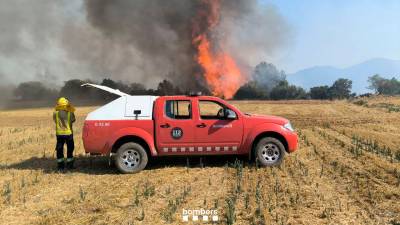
[57,160,65,172]
[66,158,75,170]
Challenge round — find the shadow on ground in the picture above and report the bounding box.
[0,155,254,175]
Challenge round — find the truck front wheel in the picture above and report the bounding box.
[115,142,148,174]
[255,137,285,166]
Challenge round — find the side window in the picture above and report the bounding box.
[199,100,225,120]
[165,100,191,119]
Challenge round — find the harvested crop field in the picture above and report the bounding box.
[0,98,399,225]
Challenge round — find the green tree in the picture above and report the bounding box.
[270,80,307,100]
[14,81,57,100]
[129,83,148,95]
[100,78,130,93]
[100,78,130,101]
[368,74,400,95]
[233,81,266,100]
[59,79,86,101]
[328,78,352,99]
[234,62,290,99]
[156,79,182,95]
[384,78,400,95]
[252,62,286,92]
[368,74,384,93]
[310,85,330,99]
[59,79,101,102]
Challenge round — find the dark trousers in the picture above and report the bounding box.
[56,135,74,160]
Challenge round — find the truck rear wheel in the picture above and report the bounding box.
[115,142,148,174]
[255,137,285,166]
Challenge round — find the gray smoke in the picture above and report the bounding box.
[0,0,290,104]
[0,0,87,86]
[82,0,291,87]
[252,62,286,91]
[218,3,292,74]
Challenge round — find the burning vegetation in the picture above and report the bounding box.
[192,0,245,99]
[81,0,289,98]
[0,0,290,106]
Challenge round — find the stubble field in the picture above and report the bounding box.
[0,97,399,225]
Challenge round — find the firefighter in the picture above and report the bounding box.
[53,97,76,171]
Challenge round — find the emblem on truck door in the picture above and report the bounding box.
[171,127,183,139]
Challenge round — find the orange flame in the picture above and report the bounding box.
[195,35,244,99]
[193,0,246,99]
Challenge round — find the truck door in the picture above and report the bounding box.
[155,99,195,154]
[194,100,244,153]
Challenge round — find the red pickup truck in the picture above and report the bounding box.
[82,84,298,173]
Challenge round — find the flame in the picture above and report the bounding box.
[195,35,244,99]
[192,0,246,99]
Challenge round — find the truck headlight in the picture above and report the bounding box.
[283,122,295,132]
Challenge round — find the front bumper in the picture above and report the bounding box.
[285,131,298,153]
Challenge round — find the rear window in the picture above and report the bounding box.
[165,100,191,119]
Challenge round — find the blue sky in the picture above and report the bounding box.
[261,0,400,73]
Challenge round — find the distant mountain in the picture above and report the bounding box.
[287,58,400,94]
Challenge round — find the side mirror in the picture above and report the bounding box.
[225,109,237,119]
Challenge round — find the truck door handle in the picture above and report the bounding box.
[196,123,206,128]
[160,123,170,128]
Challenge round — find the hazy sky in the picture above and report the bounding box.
[262,0,400,73]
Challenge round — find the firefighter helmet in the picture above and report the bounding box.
[57,97,69,107]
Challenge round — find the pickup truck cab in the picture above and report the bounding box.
[82,84,298,173]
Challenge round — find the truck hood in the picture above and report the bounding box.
[244,113,288,125]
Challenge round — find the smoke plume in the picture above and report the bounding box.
[0,0,290,102]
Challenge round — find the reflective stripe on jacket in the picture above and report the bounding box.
[55,111,72,135]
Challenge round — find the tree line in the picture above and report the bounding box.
[234,62,355,100]
[235,75,400,100]
[11,64,400,104]
[234,77,354,100]
[12,78,186,104]
[367,74,400,95]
